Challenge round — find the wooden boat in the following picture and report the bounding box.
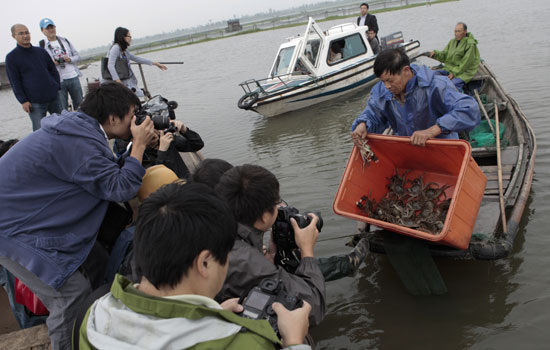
[365,61,536,260]
[237,18,420,117]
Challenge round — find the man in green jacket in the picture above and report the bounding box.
[79,182,312,350]
[429,22,480,90]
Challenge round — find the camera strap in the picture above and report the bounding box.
[47,37,67,57]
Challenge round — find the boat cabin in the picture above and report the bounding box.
[268,18,376,80]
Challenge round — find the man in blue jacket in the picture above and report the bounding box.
[0,82,156,350]
[352,48,480,147]
[5,23,61,131]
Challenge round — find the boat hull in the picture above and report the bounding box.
[253,41,420,117]
[362,61,536,260]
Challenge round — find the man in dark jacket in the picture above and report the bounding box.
[357,3,378,34]
[5,23,61,131]
[215,164,326,326]
[0,83,157,350]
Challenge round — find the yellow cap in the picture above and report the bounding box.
[137,165,179,202]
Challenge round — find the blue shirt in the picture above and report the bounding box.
[352,64,480,139]
[0,111,145,289]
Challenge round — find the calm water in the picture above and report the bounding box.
[1,0,549,348]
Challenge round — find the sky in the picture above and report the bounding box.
[2,0,325,59]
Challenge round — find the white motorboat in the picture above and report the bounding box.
[237,18,420,117]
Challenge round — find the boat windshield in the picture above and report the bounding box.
[271,46,296,77]
[303,25,323,67]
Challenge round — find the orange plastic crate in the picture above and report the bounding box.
[333,134,487,249]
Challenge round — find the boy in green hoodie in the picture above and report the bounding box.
[429,22,480,90]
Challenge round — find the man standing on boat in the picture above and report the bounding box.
[0,83,156,350]
[429,22,480,91]
[39,18,84,111]
[5,23,61,131]
[351,48,480,147]
[357,3,378,34]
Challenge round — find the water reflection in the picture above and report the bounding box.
[312,195,531,349]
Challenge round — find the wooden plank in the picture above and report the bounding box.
[484,172,512,181]
[0,324,50,350]
[480,164,514,173]
[486,179,510,190]
[500,146,519,165]
[473,201,501,234]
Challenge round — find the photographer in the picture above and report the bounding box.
[79,183,312,350]
[39,18,83,110]
[0,82,156,350]
[215,164,326,326]
[151,119,204,179]
[115,96,204,179]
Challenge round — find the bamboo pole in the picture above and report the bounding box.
[494,100,507,233]
[137,64,151,99]
[474,90,496,135]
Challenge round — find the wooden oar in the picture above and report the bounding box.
[494,100,507,233]
[474,90,496,135]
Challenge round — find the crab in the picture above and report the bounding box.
[386,169,410,200]
[407,174,425,198]
[356,194,376,217]
[358,139,378,168]
[424,183,451,201]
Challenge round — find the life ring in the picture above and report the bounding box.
[238,92,259,110]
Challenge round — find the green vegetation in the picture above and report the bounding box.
[80,0,457,66]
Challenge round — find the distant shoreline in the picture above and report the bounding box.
[80,0,457,66]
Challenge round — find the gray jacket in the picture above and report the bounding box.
[217,223,326,326]
[105,44,153,95]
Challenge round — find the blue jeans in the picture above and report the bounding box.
[434,70,465,91]
[58,76,83,111]
[28,99,62,131]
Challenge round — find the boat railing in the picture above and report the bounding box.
[238,73,302,95]
[326,23,357,35]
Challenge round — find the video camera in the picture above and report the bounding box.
[239,278,303,338]
[272,205,323,273]
[135,95,178,132]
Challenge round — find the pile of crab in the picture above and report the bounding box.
[356,168,452,234]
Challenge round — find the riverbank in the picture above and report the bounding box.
[79,0,456,65]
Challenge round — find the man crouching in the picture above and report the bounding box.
[79,182,312,350]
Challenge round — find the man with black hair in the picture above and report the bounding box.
[192,159,370,284]
[357,3,378,34]
[352,48,480,147]
[0,82,156,350]
[191,158,234,189]
[215,164,326,326]
[39,18,84,110]
[79,183,313,349]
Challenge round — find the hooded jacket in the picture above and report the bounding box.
[352,64,480,138]
[0,111,145,289]
[432,32,480,83]
[79,274,311,350]
[216,224,326,326]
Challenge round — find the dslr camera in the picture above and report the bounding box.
[55,56,66,69]
[240,278,303,338]
[272,206,323,273]
[135,95,178,132]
